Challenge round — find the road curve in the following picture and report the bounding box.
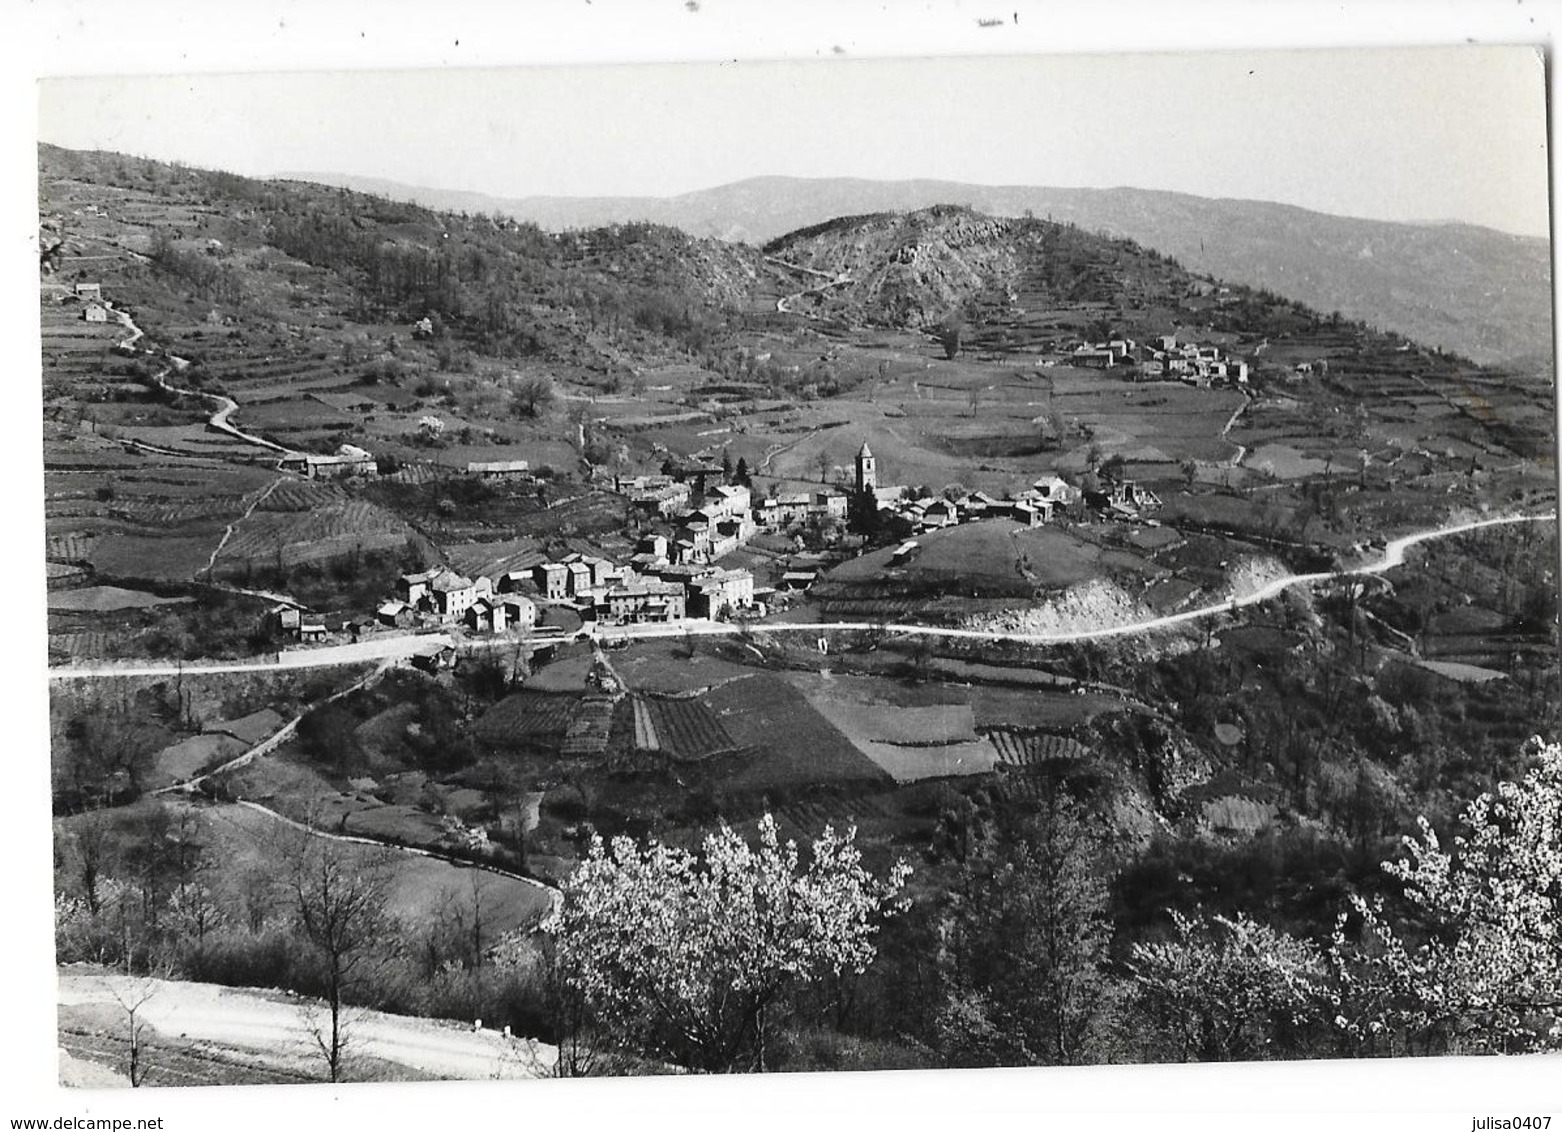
[597,510,1557,647]
[231,799,560,913]
[46,512,1554,680]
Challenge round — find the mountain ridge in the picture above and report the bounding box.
[281,170,1554,368]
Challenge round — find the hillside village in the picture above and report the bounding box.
[40,146,1558,1086]
[258,431,1168,651]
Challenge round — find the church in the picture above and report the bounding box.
[855,441,907,508]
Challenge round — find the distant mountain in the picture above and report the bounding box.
[283,172,1554,368]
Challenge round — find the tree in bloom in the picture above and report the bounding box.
[542,814,911,1073]
[1128,911,1327,1062]
[1332,738,1562,1055]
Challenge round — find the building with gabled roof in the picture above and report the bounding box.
[467,459,531,478]
[427,570,484,619]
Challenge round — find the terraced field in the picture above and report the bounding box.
[213,499,416,570]
[559,694,621,757]
[702,674,888,793]
[632,695,740,759]
[985,729,1092,768]
[474,690,579,747]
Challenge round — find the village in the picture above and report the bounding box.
[260,434,1163,654]
[1067,331,1251,387]
[41,132,1559,1094]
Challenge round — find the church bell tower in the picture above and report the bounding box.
[855,441,877,494]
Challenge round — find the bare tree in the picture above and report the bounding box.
[286,827,393,1082]
[107,977,159,1087]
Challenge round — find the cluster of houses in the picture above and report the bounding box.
[856,441,1160,530]
[880,471,1084,532]
[314,548,763,641]
[61,281,111,323]
[532,548,757,625]
[620,462,872,564]
[379,566,540,634]
[261,433,1162,650]
[1071,333,1249,388]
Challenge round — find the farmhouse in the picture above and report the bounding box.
[73,282,102,302]
[279,445,376,479]
[501,594,538,629]
[920,499,959,529]
[467,459,530,479]
[376,600,416,628]
[429,571,487,619]
[410,642,458,672]
[82,302,109,323]
[1085,477,1163,518]
[495,570,533,594]
[1072,345,1118,369]
[397,567,449,606]
[465,597,509,634]
[263,604,302,637]
[1011,500,1052,527]
[780,570,819,590]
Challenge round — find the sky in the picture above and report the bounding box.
[36,44,1551,237]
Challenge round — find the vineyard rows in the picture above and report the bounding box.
[216,502,411,566]
[984,729,1092,768]
[631,695,740,760]
[47,533,96,562]
[818,598,923,619]
[474,691,577,744]
[48,631,115,660]
[781,794,888,828]
[257,480,345,512]
[105,497,252,525]
[560,694,620,758]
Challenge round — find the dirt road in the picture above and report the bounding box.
[595,510,1557,646]
[59,971,556,1083]
[49,633,455,680]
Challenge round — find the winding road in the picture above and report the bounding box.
[109,302,297,457]
[47,511,1555,680]
[768,255,854,315]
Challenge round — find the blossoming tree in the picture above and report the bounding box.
[1333,738,1562,1054]
[543,814,911,1073]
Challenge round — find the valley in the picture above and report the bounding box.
[40,143,1558,1082]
